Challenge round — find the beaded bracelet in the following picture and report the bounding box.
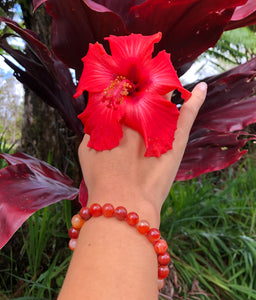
[68,203,170,290]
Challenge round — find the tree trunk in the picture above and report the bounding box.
[19,1,81,184]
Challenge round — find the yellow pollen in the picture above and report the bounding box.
[103,76,134,110]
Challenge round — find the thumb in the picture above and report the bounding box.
[175,82,207,143]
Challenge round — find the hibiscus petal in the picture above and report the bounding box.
[148,50,191,100]
[124,92,180,157]
[0,154,78,249]
[74,43,117,97]
[78,94,125,150]
[106,32,161,66]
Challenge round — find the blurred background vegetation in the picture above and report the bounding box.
[0,1,256,299]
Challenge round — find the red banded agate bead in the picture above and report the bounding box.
[102,203,115,217]
[126,212,139,226]
[114,206,127,220]
[137,220,150,234]
[90,203,102,217]
[68,226,80,239]
[147,228,161,243]
[158,265,169,279]
[79,207,91,220]
[154,239,168,254]
[158,252,171,266]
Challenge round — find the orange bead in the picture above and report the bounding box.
[154,239,168,254]
[146,228,161,243]
[137,220,150,234]
[126,212,139,226]
[102,203,115,217]
[158,265,169,279]
[158,252,171,266]
[90,203,102,217]
[69,239,77,251]
[71,214,85,229]
[157,279,165,290]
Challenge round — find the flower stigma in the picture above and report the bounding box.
[103,75,135,110]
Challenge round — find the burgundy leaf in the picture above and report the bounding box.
[128,0,247,69]
[225,0,256,30]
[176,57,256,180]
[176,130,250,181]
[226,12,256,30]
[0,153,73,185]
[192,57,256,133]
[34,0,246,75]
[231,0,256,20]
[0,153,79,249]
[41,0,127,76]
[79,178,88,207]
[33,0,47,11]
[91,0,146,20]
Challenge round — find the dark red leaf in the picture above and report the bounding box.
[0,153,73,185]
[0,153,79,249]
[225,0,256,30]
[79,178,88,207]
[176,130,251,180]
[176,57,256,180]
[42,0,127,75]
[33,0,47,11]
[128,0,247,69]
[192,58,256,133]
[226,12,256,30]
[231,0,256,20]
[0,17,84,138]
[34,0,246,75]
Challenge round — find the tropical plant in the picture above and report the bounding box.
[0,0,256,251]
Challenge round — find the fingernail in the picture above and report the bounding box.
[198,82,208,91]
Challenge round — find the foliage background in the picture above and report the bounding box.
[0,1,256,300]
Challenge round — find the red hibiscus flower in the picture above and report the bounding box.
[74,32,191,157]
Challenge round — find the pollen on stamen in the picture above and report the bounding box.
[103,75,134,110]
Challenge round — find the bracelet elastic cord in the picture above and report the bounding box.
[68,203,170,290]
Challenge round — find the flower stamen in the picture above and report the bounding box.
[103,76,134,110]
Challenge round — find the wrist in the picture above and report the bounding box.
[87,189,161,228]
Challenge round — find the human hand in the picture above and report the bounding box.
[78,82,207,223]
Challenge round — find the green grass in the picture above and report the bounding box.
[0,131,16,169]
[160,156,256,299]
[1,139,256,299]
[0,202,72,299]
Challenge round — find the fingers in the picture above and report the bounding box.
[174,82,207,146]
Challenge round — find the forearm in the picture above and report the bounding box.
[58,195,161,300]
